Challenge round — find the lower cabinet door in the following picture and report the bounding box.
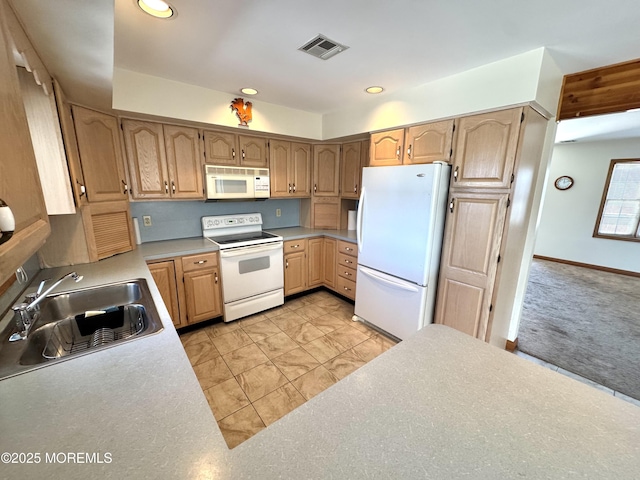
[284,251,307,295]
[183,267,222,323]
[307,238,324,287]
[147,260,181,327]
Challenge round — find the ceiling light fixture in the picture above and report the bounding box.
[137,0,175,19]
[366,86,384,94]
[240,88,258,95]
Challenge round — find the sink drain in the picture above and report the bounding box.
[90,328,115,347]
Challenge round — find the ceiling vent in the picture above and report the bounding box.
[298,34,349,60]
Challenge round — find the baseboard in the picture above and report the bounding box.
[505,338,518,352]
[533,255,640,279]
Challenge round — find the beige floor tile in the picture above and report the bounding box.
[284,296,313,311]
[269,310,307,331]
[203,377,250,421]
[332,305,356,322]
[236,361,289,402]
[183,339,220,366]
[295,303,329,321]
[326,325,370,350]
[283,322,325,345]
[349,320,378,337]
[253,383,306,426]
[211,329,253,355]
[192,356,234,390]
[255,331,300,359]
[313,294,345,309]
[238,313,269,327]
[218,405,265,449]
[292,365,339,400]
[242,319,282,342]
[222,343,270,375]
[324,349,367,380]
[180,329,211,348]
[205,320,243,339]
[271,347,320,381]
[302,335,347,363]
[309,313,349,334]
[352,333,397,362]
[263,305,291,318]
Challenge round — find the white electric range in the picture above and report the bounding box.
[202,213,284,322]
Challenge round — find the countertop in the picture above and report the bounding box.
[1,245,639,478]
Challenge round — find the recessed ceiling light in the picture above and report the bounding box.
[137,0,175,19]
[240,88,258,95]
[366,86,384,94]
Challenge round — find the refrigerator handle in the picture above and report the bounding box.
[356,187,365,253]
[359,266,419,293]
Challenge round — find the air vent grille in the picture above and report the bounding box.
[298,34,348,60]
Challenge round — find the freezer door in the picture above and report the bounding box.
[354,265,428,340]
[356,163,449,285]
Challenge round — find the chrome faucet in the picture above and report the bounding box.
[9,272,83,342]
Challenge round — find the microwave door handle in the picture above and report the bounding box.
[219,242,282,258]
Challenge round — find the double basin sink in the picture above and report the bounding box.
[0,279,163,381]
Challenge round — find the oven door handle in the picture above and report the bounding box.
[219,242,283,258]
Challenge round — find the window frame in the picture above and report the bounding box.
[593,158,640,243]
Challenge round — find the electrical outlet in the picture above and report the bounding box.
[276,208,281,217]
[142,215,152,227]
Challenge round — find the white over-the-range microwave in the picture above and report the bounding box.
[205,165,270,201]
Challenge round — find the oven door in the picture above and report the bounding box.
[219,242,284,303]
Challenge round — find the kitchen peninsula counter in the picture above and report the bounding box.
[1,250,639,479]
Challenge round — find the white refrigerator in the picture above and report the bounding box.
[354,162,451,340]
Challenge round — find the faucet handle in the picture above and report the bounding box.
[9,303,30,342]
[36,278,50,296]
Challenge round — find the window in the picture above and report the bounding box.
[594,159,640,242]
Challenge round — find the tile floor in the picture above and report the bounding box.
[179,290,397,448]
[515,351,640,407]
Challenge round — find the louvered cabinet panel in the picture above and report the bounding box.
[82,200,135,261]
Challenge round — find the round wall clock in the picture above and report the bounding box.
[554,175,574,190]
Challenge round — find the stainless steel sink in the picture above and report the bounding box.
[0,279,163,380]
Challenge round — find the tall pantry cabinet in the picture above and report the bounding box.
[434,107,548,346]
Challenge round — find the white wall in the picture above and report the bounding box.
[112,68,323,139]
[534,138,640,273]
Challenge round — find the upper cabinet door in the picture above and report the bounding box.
[313,144,340,196]
[451,108,522,189]
[72,105,128,202]
[340,141,361,199]
[291,142,311,197]
[203,131,237,165]
[122,119,168,199]
[369,129,404,167]
[238,135,268,168]
[164,125,203,199]
[405,119,454,165]
[269,139,291,197]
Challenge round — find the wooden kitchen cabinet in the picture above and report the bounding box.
[122,119,203,200]
[335,240,357,300]
[450,108,522,189]
[147,260,181,327]
[322,237,337,288]
[284,239,308,295]
[434,192,509,339]
[72,105,129,203]
[270,140,311,198]
[0,5,49,285]
[313,144,340,196]
[340,141,362,199]
[369,120,454,167]
[202,130,268,168]
[307,237,324,288]
[181,252,222,324]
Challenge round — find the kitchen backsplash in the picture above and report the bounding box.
[0,253,40,317]
[129,199,300,243]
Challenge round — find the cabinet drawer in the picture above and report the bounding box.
[284,238,307,254]
[337,252,357,269]
[337,240,357,258]
[336,275,356,300]
[337,265,357,282]
[181,252,218,272]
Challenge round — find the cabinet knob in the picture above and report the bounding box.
[453,166,459,182]
[77,180,86,197]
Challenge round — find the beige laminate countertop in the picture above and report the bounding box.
[1,241,639,479]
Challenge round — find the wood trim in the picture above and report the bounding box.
[533,255,640,278]
[0,273,16,297]
[505,338,518,352]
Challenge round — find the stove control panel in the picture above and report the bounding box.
[202,213,263,230]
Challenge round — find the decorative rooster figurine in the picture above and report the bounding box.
[230,98,252,126]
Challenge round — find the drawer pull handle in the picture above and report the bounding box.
[232,148,236,158]
[344,271,351,276]
[344,287,351,291]
[172,181,176,194]
[345,247,353,251]
[285,260,289,268]
[407,144,412,159]
[345,260,352,264]
[164,181,169,193]
[293,183,296,193]
[242,149,246,159]
[214,273,218,284]
[289,183,292,193]
[122,179,129,195]
[194,260,208,265]
[314,184,317,193]
[453,166,459,182]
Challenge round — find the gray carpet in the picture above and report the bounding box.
[518,258,640,400]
